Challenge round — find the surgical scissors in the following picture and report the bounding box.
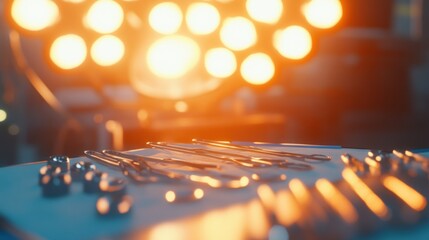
[192,139,332,162]
[146,141,312,171]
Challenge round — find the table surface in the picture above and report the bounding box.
[1,143,429,240]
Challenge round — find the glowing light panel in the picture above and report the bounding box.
[91,35,125,66]
[147,35,200,79]
[240,53,274,85]
[205,48,237,78]
[220,17,257,51]
[303,0,343,29]
[274,25,312,60]
[84,0,124,34]
[186,3,220,35]
[149,2,183,34]
[50,34,87,70]
[11,0,59,31]
[246,0,283,24]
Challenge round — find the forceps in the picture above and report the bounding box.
[147,142,312,171]
[192,139,332,162]
[88,150,249,188]
[84,150,165,183]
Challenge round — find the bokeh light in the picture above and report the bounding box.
[246,0,283,24]
[91,35,125,66]
[273,25,312,60]
[303,0,343,29]
[11,0,59,31]
[220,17,257,51]
[205,48,237,78]
[50,34,87,70]
[186,2,220,35]
[149,2,183,34]
[147,35,200,79]
[84,0,124,34]
[240,53,275,85]
[0,109,7,123]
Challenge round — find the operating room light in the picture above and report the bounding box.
[273,25,312,60]
[220,17,257,51]
[303,0,343,29]
[240,53,275,85]
[84,0,124,34]
[50,34,87,70]
[147,35,201,79]
[186,2,221,35]
[11,0,59,31]
[204,48,237,79]
[149,2,183,35]
[246,0,283,24]
[91,35,125,67]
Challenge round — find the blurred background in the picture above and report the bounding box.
[0,0,428,166]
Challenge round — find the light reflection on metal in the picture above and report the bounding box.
[341,154,366,173]
[342,168,390,220]
[315,178,358,224]
[275,190,302,226]
[382,176,427,212]
[165,188,205,203]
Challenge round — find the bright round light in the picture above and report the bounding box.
[84,0,124,34]
[205,48,237,78]
[186,2,220,35]
[246,0,283,24]
[0,109,7,123]
[147,35,200,79]
[50,34,87,70]
[91,35,125,66]
[274,25,312,60]
[220,17,257,51]
[240,53,275,85]
[11,0,59,31]
[149,2,183,34]
[303,0,343,29]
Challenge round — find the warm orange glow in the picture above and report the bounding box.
[96,197,110,215]
[247,199,270,239]
[147,35,200,79]
[240,53,275,85]
[165,191,176,203]
[303,0,343,29]
[149,2,183,34]
[84,0,124,34]
[186,3,220,35]
[189,175,222,188]
[105,120,123,150]
[91,35,125,66]
[193,188,204,200]
[383,176,427,211]
[342,168,390,220]
[289,178,311,204]
[275,190,301,226]
[274,25,312,60]
[220,17,257,51]
[148,222,188,240]
[174,101,189,113]
[117,198,132,214]
[257,184,276,212]
[204,48,237,78]
[50,34,87,70]
[11,0,59,31]
[246,0,283,24]
[315,178,358,224]
[365,157,379,168]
